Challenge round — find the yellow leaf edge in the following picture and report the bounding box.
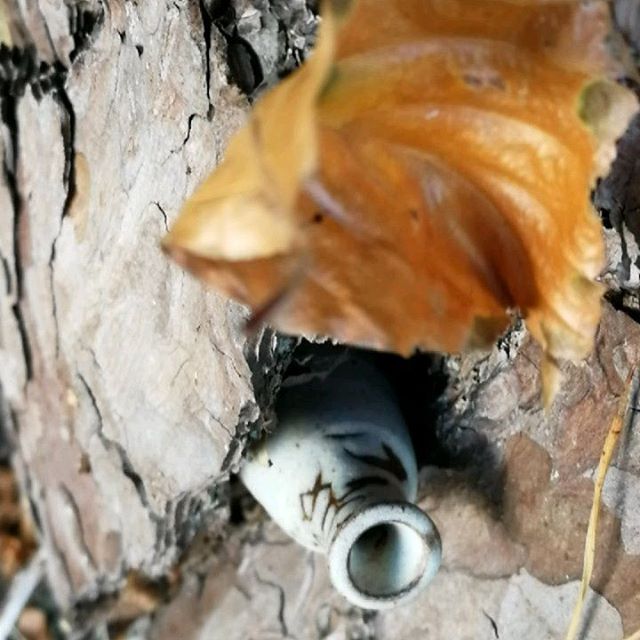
[163,1,640,409]
[162,2,340,263]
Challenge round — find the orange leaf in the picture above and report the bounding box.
[164,0,638,397]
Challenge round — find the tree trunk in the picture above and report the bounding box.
[1,1,640,639]
[0,0,297,631]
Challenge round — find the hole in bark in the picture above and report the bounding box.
[226,39,263,95]
[213,0,320,98]
[228,474,260,527]
[372,350,450,469]
[606,289,640,325]
[237,336,508,534]
[69,7,103,61]
[278,340,451,470]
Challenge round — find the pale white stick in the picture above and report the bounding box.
[0,550,44,640]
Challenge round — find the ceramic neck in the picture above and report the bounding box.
[327,500,441,610]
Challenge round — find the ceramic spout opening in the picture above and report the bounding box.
[349,521,428,597]
[328,502,442,610]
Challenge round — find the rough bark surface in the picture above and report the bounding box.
[0,0,297,629]
[0,1,639,639]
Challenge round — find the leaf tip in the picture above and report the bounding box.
[541,355,563,410]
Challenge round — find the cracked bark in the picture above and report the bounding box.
[0,0,295,634]
[0,1,639,639]
[255,571,289,637]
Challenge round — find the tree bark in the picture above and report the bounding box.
[0,0,297,630]
[1,1,640,639]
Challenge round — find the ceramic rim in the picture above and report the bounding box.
[327,501,442,610]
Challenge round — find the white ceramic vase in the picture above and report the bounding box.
[240,356,442,610]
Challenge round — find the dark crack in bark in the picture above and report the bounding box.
[255,571,289,638]
[48,242,61,356]
[207,409,233,439]
[198,0,215,116]
[182,112,198,146]
[68,3,105,63]
[0,250,12,297]
[153,201,169,232]
[77,373,160,525]
[55,86,77,220]
[167,113,207,156]
[483,611,500,639]
[0,39,84,370]
[1,89,33,381]
[0,43,65,100]
[220,400,257,472]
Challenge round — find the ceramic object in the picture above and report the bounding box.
[240,356,442,610]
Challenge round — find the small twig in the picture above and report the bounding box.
[564,368,636,640]
[0,549,45,640]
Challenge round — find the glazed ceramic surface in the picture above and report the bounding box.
[240,356,442,609]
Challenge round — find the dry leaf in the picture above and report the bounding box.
[164,0,638,389]
[166,4,338,262]
[0,464,36,578]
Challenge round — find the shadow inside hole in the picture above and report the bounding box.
[369,350,451,469]
[238,339,508,520]
[368,348,506,510]
[280,340,452,469]
[228,474,259,526]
